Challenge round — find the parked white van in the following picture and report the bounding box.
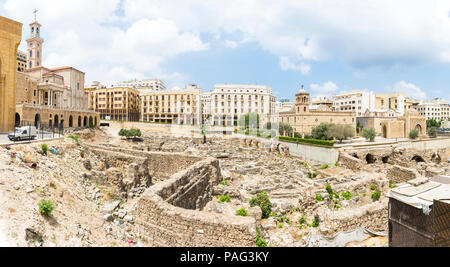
[8,126,37,141]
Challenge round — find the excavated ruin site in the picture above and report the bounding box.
[0,126,449,247]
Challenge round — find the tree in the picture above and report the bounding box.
[362,128,376,142]
[238,113,260,131]
[311,123,333,140]
[409,129,419,139]
[426,119,441,129]
[428,127,437,138]
[329,124,355,143]
[89,116,94,128]
[278,123,293,137]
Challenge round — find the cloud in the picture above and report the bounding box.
[122,0,450,70]
[4,0,450,86]
[279,56,311,74]
[310,81,339,94]
[225,40,238,48]
[388,81,427,100]
[2,0,208,86]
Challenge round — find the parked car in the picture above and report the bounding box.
[8,126,37,141]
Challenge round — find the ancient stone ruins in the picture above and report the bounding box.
[0,126,449,247]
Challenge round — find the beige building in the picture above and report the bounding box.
[17,50,27,72]
[0,16,22,132]
[413,98,450,121]
[88,86,140,121]
[113,79,167,92]
[207,84,277,127]
[140,84,202,125]
[333,90,376,117]
[280,88,356,136]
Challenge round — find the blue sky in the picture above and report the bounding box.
[1,0,449,102]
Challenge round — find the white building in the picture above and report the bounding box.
[332,90,376,117]
[414,98,450,121]
[113,79,167,92]
[206,84,276,127]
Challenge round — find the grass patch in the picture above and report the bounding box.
[236,207,248,217]
[217,195,231,203]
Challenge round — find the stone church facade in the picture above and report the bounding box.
[279,88,356,136]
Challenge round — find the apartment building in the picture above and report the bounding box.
[332,90,376,117]
[17,50,27,72]
[207,84,276,127]
[113,79,167,92]
[140,84,202,125]
[414,98,450,121]
[89,87,140,121]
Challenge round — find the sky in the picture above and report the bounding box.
[1,0,449,102]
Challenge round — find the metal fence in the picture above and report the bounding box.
[10,120,64,143]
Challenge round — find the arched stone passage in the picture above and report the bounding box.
[365,154,376,164]
[412,155,425,163]
[34,113,40,128]
[415,124,423,135]
[69,116,73,127]
[15,113,20,127]
[78,116,82,127]
[382,125,387,138]
[83,116,87,127]
[54,115,59,129]
[431,153,441,163]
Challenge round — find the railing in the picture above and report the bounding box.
[11,120,64,144]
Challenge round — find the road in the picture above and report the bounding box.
[0,132,63,145]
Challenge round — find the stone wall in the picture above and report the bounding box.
[319,199,388,236]
[386,165,420,183]
[136,158,257,247]
[338,153,364,171]
[89,144,203,182]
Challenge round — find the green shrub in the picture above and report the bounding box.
[371,190,381,202]
[219,180,230,186]
[370,184,376,191]
[428,127,437,138]
[39,199,55,216]
[315,195,323,202]
[217,195,231,203]
[334,162,339,167]
[278,223,283,229]
[256,229,267,247]
[278,136,334,147]
[325,184,333,196]
[312,216,320,228]
[119,128,142,139]
[299,214,306,225]
[308,172,317,179]
[236,207,247,217]
[389,180,396,189]
[67,135,79,143]
[320,164,329,169]
[89,117,94,128]
[250,191,272,219]
[341,191,352,200]
[409,129,419,139]
[41,143,48,155]
[362,128,377,142]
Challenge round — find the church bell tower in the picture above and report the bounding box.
[295,85,310,114]
[26,9,44,69]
